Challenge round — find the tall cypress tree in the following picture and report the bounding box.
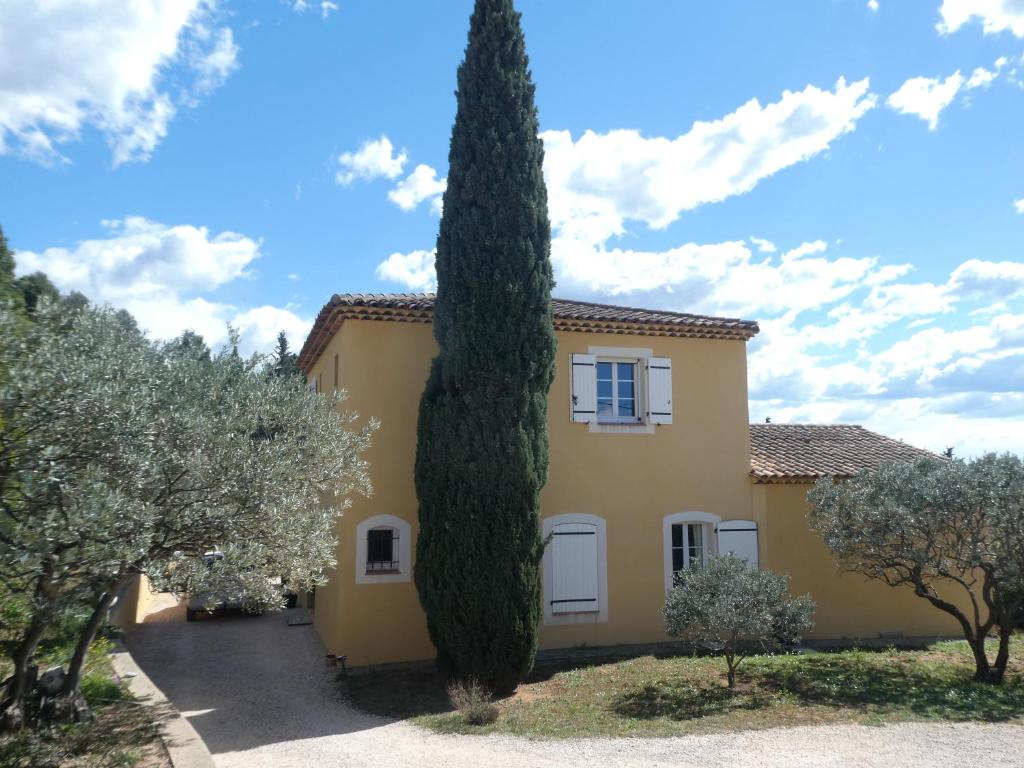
[414,0,555,693]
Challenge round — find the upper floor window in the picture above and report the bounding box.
[596,360,639,423]
[571,351,672,427]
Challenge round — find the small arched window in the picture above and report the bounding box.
[355,515,411,584]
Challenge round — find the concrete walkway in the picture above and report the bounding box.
[127,612,1024,768]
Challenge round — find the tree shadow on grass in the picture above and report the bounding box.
[344,668,455,719]
[751,655,1024,722]
[345,658,614,720]
[612,680,777,722]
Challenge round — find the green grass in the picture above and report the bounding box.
[345,639,1024,738]
[0,637,167,767]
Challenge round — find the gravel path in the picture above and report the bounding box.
[127,611,1024,768]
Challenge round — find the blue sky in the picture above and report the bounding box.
[1,0,1022,455]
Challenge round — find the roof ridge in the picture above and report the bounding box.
[750,423,866,429]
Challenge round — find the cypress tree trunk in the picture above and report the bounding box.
[414,0,555,695]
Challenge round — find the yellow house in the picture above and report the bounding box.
[297,293,961,669]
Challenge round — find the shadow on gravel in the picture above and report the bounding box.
[128,611,392,755]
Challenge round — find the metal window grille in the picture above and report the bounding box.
[366,528,400,573]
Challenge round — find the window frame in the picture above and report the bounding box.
[585,345,656,434]
[596,357,642,424]
[355,515,412,584]
[670,522,708,573]
[662,512,721,592]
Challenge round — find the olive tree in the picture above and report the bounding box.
[808,455,1024,684]
[663,555,815,688]
[0,302,374,729]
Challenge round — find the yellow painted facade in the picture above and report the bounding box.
[305,317,962,668]
[752,483,962,640]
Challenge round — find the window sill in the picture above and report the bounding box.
[365,569,400,575]
[589,422,656,435]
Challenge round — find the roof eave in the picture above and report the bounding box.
[297,296,760,373]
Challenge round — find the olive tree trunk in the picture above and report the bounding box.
[51,582,123,723]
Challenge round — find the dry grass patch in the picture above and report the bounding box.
[344,639,1024,738]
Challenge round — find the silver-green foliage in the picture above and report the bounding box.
[808,456,1024,684]
[663,555,814,687]
[0,301,374,727]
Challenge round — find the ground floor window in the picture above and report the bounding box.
[355,514,411,584]
[366,528,400,573]
[670,521,708,573]
[542,513,608,625]
[663,512,721,591]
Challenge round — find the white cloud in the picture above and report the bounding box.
[336,136,408,186]
[886,72,965,129]
[750,237,777,253]
[938,0,1024,37]
[387,164,446,213]
[965,64,998,89]
[542,78,876,246]
[370,73,1022,453]
[0,1,238,165]
[189,26,240,96]
[293,0,339,18]
[887,57,1009,129]
[375,249,437,291]
[232,305,312,353]
[1015,198,1024,213]
[868,0,880,11]
[551,238,895,319]
[13,217,308,355]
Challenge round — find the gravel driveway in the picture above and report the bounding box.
[127,611,1024,768]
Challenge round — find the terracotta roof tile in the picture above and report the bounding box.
[749,423,940,483]
[298,293,759,370]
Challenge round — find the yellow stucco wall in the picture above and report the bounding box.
[111,575,181,628]
[305,318,966,668]
[753,482,965,640]
[307,318,755,667]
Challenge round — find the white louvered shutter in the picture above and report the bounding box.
[570,354,597,423]
[646,356,673,425]
[551,523,599,614]
[717,520,759,569]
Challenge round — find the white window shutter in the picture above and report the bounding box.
[550,523,599,613]
[570,353,597,423]
[646,356,672,425]
[717,520,759,569]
